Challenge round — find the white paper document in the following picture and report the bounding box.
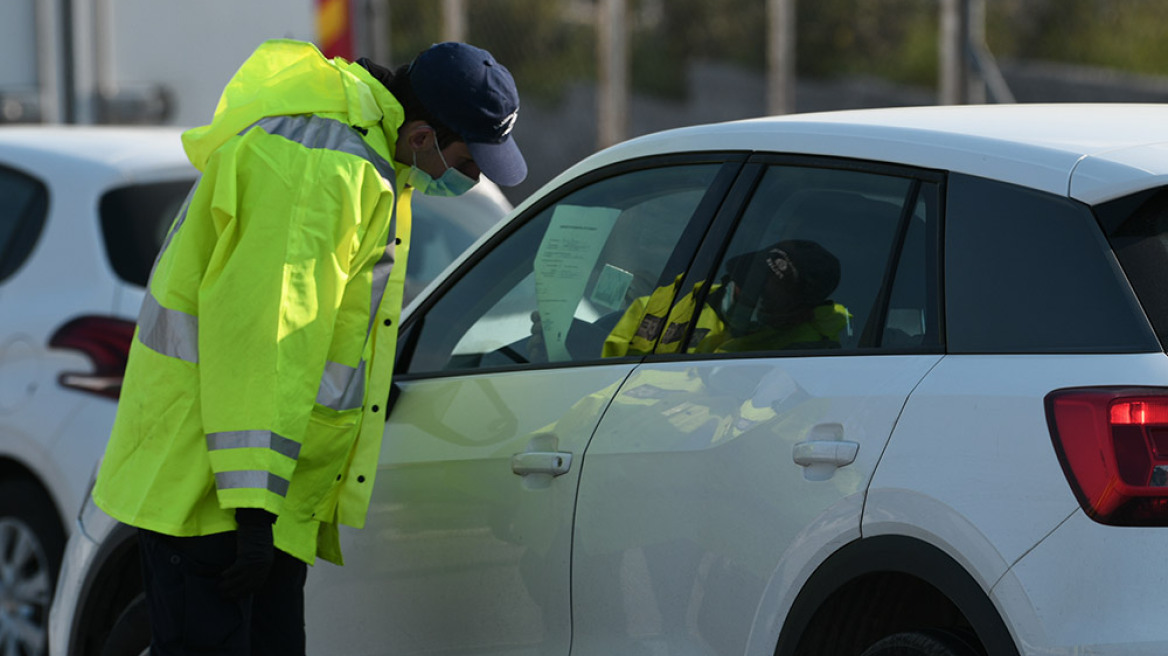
[534,205,620,361]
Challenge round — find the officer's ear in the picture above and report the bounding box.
[402,121,436,152]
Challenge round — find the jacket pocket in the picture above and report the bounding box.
[290,406,361,520]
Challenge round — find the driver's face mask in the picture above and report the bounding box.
[720,281,766,336]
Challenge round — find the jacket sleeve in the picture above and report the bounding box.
[196,130,391,516]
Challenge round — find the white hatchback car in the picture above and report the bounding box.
[51,104,1168,656]
[0,125,509,656]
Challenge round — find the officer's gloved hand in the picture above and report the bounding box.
[218,507,276,598]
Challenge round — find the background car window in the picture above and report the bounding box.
[406,163,723,374]
[946,174,1157,353]
[403,184,511,304]
[682,165,918,354]
[100,180,196,287]
[0,165,49,283]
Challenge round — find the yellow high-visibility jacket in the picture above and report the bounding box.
[93,39,412,566]
[603,278,849,357]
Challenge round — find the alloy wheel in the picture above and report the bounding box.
[0,518,50,656]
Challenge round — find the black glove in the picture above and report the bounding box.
[217,508,276,598]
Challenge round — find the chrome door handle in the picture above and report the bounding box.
[793,440,859,468]
[511,451,572,476]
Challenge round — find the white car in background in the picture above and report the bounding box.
[0,125,509,656]
[51,103,1168,656]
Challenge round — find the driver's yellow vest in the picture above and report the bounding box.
[603,277,849,357]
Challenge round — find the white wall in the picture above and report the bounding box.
[104,0,315,126]
[0,0,39,87]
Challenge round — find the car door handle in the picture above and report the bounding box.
[511,451,572,476]
[793,440,859,468]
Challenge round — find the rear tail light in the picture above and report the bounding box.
[48,316,136,400]
[1046,387,1168,525]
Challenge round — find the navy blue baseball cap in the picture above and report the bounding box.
[409,42,527,186]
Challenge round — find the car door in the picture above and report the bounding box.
[570,158,946,656]
[303,157,743,655]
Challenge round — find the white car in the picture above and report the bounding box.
[0,125,509,656]
[50,104,1168,656]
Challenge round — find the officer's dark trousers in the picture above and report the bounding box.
[139,529,307,656]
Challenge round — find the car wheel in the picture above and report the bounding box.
[0,478,64,656]
[860,629,982,656]
[100,593,150,656]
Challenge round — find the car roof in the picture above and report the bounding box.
[526,104,1168,209]
[0,125,194,181]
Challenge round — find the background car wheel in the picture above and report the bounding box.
[860,629,983,656]
[100,593,150,656]
[0,478,64,656]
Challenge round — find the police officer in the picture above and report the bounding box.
[92,39,526,655]
[602,239,848,357]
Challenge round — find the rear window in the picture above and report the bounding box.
[100,180,194,286]
[0,164,49,283]
[945,174,1157,354]
[1100,187,1168,352]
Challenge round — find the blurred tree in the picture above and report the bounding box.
[383,0,1168,108]
[388,0,594,104]
[990,0,1168,76]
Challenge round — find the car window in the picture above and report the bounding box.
[405,163,725,374]
[946,174,1156,353]
[0,164,49,283]
[883,182,942,349]
[404,187,510,305]
[679,164,926,355]
[1100,186,1168,353]
[100,180,196,287]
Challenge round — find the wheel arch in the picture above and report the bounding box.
[0,454,61,513]
[0,451,72,530]
[66,522,142,656]
[774,535,1018,656]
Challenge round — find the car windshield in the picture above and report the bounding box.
[100,180,196,287]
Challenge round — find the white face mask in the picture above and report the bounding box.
[411,140,477,197]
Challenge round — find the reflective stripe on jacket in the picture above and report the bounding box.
[93,39,411,566]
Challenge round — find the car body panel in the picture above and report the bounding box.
[571,354,941,656]
[868,353,1168,652]
[995,511,1168,655]
[304,364,637,656]
[1069,141,1168,205]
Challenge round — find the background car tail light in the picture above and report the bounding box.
[1046,387,1168,525]
[48,316,136,400]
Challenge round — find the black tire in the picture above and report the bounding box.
[100,592,151,656]
[0,477,66,656]
[860,629,983,656]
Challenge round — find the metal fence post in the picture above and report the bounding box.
[597,0,628,149]
[442,0,466,43]
[767,0,796,115]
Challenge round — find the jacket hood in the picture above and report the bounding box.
[182,39,404,171]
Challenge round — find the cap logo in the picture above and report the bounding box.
[496,109,519,138]
[765,249,796,280]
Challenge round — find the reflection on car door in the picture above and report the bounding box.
[570,161,945,655]
[304,159,738,655]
